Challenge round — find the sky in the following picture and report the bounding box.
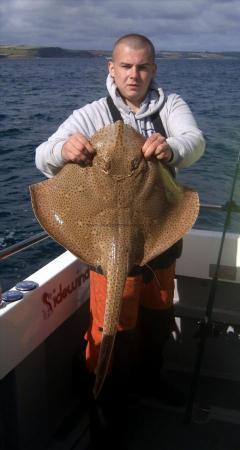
[0,0,239,52]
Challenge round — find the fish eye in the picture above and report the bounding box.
[131,157,140,170]
[104,160,111,172]
[98,157,111,173]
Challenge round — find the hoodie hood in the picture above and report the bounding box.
[106,74,165,120]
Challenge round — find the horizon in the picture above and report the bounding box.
[1,44,239,54]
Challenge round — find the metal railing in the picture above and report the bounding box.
[201,201,240,212]
[0,202,239,263]
[0,231,48,261]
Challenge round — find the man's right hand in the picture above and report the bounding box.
[61,133,96,165]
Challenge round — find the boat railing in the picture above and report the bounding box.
[0,231,48,261]
[0,201,239,262]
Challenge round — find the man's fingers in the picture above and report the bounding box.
[70,147,93,164]
[155,149,167,159]
[74,133,95,155]
[62,132,95,164]
[155,144,173,161]
[142,137,172,161]
[142,133,165,148]
[143,141,166,159]
[142,133,166,159]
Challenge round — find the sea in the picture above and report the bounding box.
[1,56,240,291]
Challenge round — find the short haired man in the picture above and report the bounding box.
[36,33,205,426]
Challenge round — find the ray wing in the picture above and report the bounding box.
[137,162,199,265]
[30,163,113,269]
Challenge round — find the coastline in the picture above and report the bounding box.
[0,45,239,60]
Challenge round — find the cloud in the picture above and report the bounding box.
[0,0,239,51]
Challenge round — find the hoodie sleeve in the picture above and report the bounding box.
[35,99,111,178]
[164,94,205,169]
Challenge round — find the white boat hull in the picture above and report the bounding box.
[0,228,240,449]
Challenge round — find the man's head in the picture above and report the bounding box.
[111,34,155,62]
[108,34,157,111]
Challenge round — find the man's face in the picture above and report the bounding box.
[108,43,157,109]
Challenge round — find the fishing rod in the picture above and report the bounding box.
[184,149,240,424]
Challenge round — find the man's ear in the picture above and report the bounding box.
[108,60,115,77]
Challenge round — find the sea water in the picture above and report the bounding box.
[0,56,240,290]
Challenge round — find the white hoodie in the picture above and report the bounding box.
[35,74,205,178]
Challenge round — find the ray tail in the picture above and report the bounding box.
[93,229,129,399]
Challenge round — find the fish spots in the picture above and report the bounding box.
[30,121,199,398]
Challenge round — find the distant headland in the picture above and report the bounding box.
[0,45,94,58]
[0,45,239,60]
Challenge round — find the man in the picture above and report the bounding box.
[35,34,205,407]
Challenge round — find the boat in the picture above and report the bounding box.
[1,200,240,450]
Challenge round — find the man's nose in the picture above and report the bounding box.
[129,66,138,78]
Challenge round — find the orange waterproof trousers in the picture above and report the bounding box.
[85,263,175,373]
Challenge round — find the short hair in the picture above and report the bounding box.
[112,34,156,62]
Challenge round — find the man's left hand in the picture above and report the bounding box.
[142,133,173,162]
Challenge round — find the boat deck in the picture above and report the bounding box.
[1,229,240,450]
[47,371,240,450]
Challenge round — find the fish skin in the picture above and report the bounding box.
[30,121,199,397]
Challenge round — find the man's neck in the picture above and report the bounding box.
[124,98,141,113]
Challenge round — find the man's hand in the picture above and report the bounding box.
[61,133,95,165]
[142,133,173,162]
